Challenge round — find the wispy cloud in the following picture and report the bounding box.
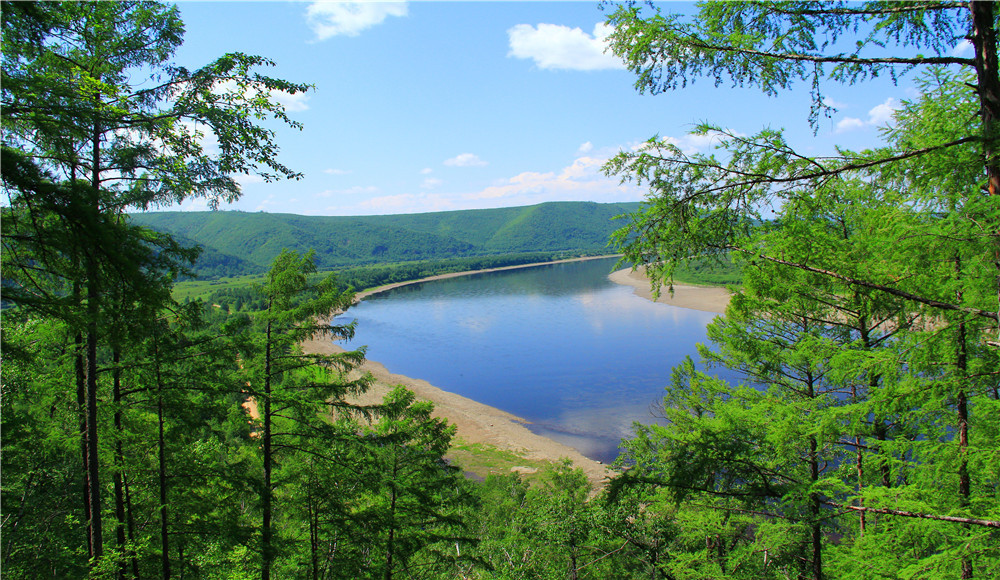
[306,1,407,40]
[630,130,737,156]
[507,22,624,71]
[951,39,973,58]
[835,117,866,133]
[444,153,488,167]
[466,155,637,205]
[835,97,901,133]
[316,185,380,198]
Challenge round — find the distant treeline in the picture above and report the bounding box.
[199,251,608,312]
[131,201,640,280]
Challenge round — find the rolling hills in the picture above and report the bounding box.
[130,201,640,278]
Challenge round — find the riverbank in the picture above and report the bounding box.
[350,254,619,303]
[608,265,731,314]
[299,335,615,489]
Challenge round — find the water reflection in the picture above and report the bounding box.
[335,257,731,464]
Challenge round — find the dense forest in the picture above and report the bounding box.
[131,201,641,279]
[2,2,999,580]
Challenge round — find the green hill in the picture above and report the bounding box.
[130,201,639,278]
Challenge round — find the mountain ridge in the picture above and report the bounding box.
[130,201,640,278]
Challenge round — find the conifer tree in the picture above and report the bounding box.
[2,1,309,571]
[234,249,370,580]
[604,2,1000,577]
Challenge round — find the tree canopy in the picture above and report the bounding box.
[604,2,1000,578]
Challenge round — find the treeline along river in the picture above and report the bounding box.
[333,256,737,463]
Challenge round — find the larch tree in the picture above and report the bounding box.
[603,2,1000,578]
[2,0,309,571]
[234,249,371,580]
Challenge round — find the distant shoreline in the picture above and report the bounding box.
[351,254,620,303]
[300,256,730,490]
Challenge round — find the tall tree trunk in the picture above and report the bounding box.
[810,436,822,580]
[112,349,129,580]
[262,318,273,580]
[308,478,319,580]
[970,0,1000,341]
[955,256,973,579]
[123,470,140,580]
[384,482,397,580]
[154,338,171,580]
[971,0,1000,196]
[85,85,105,567]
[85,257,103,563]
[76,324,93,560]
[806,370,822,580]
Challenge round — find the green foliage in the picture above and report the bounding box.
[130,201,640,278]
[603,2,1000,578]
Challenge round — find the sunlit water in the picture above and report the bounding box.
[332,257,734,463]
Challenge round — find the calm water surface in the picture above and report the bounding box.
[332,257,731,463]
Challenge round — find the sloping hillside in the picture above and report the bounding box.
[130,201,638,277]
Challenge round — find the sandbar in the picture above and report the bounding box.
[607,265,731,314]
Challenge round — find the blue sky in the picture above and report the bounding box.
[166,1,968,216]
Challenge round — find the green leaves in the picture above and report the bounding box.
[603,3,1000,575]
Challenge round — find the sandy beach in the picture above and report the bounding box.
[606,265,732,314]
[299,258,731,490]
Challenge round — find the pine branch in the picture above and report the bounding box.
[723,244,1000,321]
[825,501,1000,528]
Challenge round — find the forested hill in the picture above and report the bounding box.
[130,201,639,277]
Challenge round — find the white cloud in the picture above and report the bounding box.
[951,39,974,58]
[444,153,488,167]
[324,168,351,175]
[578,141,594,154]
[835,117,866,133]
[421,177,443,189]
[631,130,736,156]
[316,185,380,198]
[211,79,310,113]
[507,22,624,71]
[320,151,644,215]
[834,98,901,133]
[420,167,433,175]
[234,174,264,187]
[271,89,310,112]
[176,197,211,212]
[333,192,458,215]
[466,155,638,205]
[306,1,407,40]
[867,97,901,126]
[178,120,220,154]
[822,96,847,110]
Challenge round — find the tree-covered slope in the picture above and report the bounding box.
[130,201,638,275]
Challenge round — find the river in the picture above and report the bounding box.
[333,256,734,463]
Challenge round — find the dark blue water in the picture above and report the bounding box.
[333,257,732,463]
